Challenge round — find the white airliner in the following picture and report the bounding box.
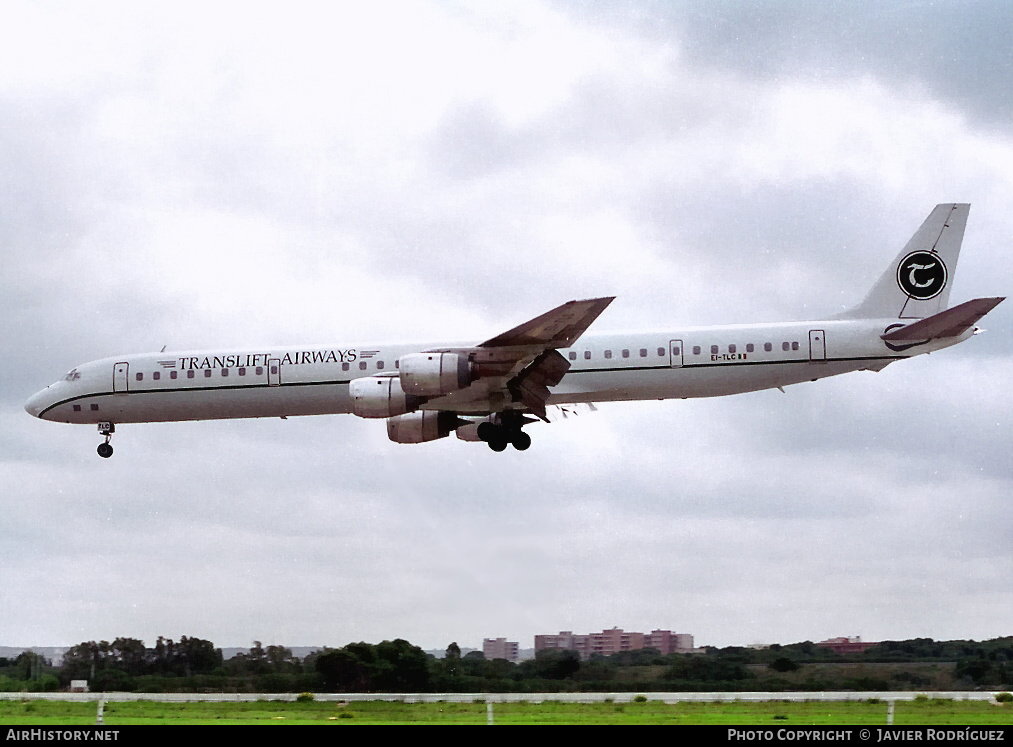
[25,204,1003,457]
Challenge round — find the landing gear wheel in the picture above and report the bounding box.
[511,431,531,451]
[477,416,531,453]
[96,422,115,458]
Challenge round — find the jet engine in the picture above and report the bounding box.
[454,417,494,442]
[349,376,419,418]
[399,352,474,396]
[386,411,463,444]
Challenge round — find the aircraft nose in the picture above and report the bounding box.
[25,388,50,418]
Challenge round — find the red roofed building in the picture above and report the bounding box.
[535,628,695,660]
[816,636,878,654]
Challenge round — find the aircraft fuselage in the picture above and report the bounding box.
[24,318,967,426]
[23,204,1002,456]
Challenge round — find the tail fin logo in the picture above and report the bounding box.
[897,251,947,300]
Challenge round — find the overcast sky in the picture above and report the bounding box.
[2,1,1011,653]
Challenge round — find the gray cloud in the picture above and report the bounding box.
[566,1,1013,133]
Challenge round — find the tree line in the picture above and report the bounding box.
[1,635,1010,693]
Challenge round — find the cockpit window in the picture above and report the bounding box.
[64,369,81,381]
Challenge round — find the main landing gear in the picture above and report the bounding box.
[97,422,115,458]
[476,412,533,452]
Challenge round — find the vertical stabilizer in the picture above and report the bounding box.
[843,203,969,319]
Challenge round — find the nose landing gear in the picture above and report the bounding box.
[97,422,115,458]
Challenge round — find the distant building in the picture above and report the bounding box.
[482,638,519,662]
[816,636,878,654]
[644,630,695,655]
[535,628,695,660]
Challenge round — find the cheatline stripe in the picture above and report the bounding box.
[36,354,903,418]
[36,379,353,417]
[567,354,902,375]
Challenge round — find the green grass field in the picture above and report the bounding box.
[1,698,1011,725]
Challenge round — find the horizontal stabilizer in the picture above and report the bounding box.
[881,297,1004,341]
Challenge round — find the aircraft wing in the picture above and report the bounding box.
[478,296,615,348]
[425,297,614,420]
[881,297,1004,341]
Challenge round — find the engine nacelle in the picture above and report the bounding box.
[349,376,419,419]
[399,352,474,396]
[387,411,462,444]
[455,417,494,442]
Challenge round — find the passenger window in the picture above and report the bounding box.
[622,349,629,358]
[256,367,263,375]
[569,351,577,361]
[342,362,350,371]
[136,373,143,381]
[270,365,278,374]
[782,342,790,351]
[153,371,160,380]
[377,361,384,370]
[170,370,177,379]
[238,367,245,376]
[187,370,195,379]
[640,348,647,357]
[711,345,718,354]
[728,344,736,354]
[764,343,772,352]
[395,360,399,369]
[359,361,367,370]
[584,351,591,360]
[205,369,212,377]
[672,346,680,355]
[73,405,81,412]
[657,347,665,356]
[604,350,612,359]
[693,346,701,355]
[792,341,799,351]
[221,368,229,377]
[746,343,754,353]
[90,404,99,411]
